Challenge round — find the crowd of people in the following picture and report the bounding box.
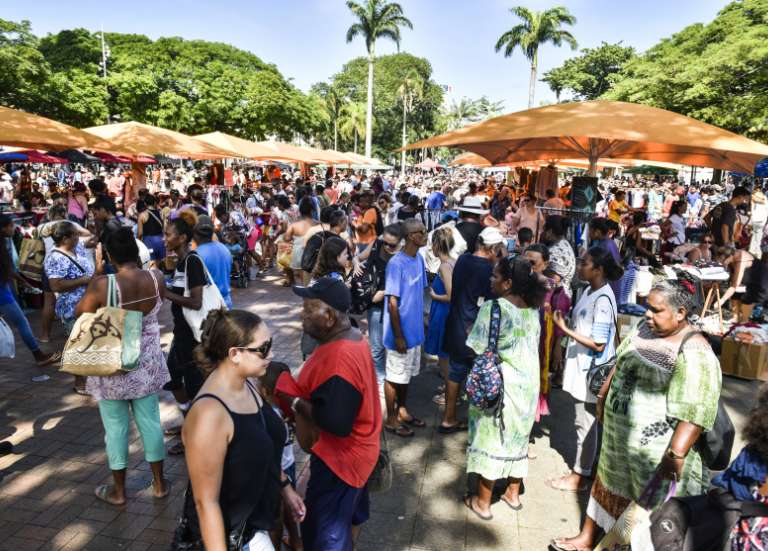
[0,159,766,550]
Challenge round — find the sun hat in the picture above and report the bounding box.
[478,226,507,247]
[456,195,489,215]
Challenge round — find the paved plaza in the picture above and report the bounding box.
[0,274,761,551]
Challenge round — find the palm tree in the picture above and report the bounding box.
[339,101,368,154]
[397,68,423,172]
[444,97,480,130]
[313,82,345,150]
[494,6,577,108]
[345,0,413,158]
[475,96,506,120]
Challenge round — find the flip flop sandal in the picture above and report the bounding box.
[437,422,468,434]
[94,484,126,506]
[545,476,591,493]
[163,425,182,436]
[72,386,90,396]
[549,538,592,551]
[137,478,172,499]
[500,495,523,511]
[463,495,492,521]
[383,424,414,438]
[37,352,62,367]
[432,394,446,406]
[400,417,426,428]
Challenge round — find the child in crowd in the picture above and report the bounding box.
[259,361,302,551]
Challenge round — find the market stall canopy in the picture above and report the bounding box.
[449,151,624,170]
[403,101,768,174]
[310,149,357,165]
[0,106,118,152]
[84,121,241,160]
[0,150,67,163]
[415,158,441,170]
[92,151,157,164]
[342,151,381,166]
[195,132,296,161]
[251,141,323,164]
[52,149,101,163]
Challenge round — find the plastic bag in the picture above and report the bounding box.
[0,317,15,359]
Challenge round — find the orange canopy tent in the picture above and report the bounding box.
[405,100,768,174]
[0,106,118,152]
[84,122,240,159]
[195,131,299,161]
[449,151,625,170]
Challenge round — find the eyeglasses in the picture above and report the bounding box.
[234,338,272,358]
[383,241,399,249]
[703,240,713,244]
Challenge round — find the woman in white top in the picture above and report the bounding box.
[547,246,623,493]
[664,200,688,247]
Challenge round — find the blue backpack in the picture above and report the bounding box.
[465,300,506,433]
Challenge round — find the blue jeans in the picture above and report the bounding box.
[0,299,39,354]
[366,306,386,385]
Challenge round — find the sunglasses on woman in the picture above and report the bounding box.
[234,338,272,358]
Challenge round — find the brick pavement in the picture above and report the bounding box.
[0,272,762,550]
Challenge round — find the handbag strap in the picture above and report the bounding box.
[52,249,87,274]
[487,300,502,352]
[106,274,118,308]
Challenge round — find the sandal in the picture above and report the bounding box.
[73,386,91,396]
[163,425,183,436]
[437,422,468,434]
[432,393,446,406]
[545,475,591,493]
[36,352,62,367]
[399,416,426,428]
[94,484,126,506]
[383,424,414,438]
[463,495,492,521]
[137,478,172,499]
[500,495,523,511]
[549,538,592,551]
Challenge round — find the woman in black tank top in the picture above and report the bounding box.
[137,194,166,266]
[180,309,305,550]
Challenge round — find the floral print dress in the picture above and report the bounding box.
[465,299,540,480]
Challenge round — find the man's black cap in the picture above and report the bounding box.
[292,276,351,313]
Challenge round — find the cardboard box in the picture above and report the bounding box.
[720,337,768,381]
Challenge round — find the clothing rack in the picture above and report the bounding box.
[536,206,595,254]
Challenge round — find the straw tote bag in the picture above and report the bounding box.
[61,275,143,377]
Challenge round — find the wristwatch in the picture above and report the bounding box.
[281,477,291,488]
[665,447,687,460]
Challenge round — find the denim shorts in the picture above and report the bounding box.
[447,358,472,384]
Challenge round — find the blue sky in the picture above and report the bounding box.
[6,0,727,112]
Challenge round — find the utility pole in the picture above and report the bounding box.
[99,24,110,123]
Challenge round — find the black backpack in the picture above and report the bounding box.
[350,241,382,315]
[301,231,336,273]
[650,487,768,551]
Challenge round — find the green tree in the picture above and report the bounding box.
[603,0,768,141]
[311,82,346,150]
[0,19,51,112]
[475,96,505,119]
[542,42,636,101]
[339,101,368,153]
[494,6,577,108]
[444,97,480,130]
[397,68,423,171]
[345,0,413,158]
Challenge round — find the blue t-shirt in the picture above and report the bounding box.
[383,252,427,350]
[426,191,445,210]
[195,241,233,308]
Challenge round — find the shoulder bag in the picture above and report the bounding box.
[60,274,143,376]
[18,236,46,282]
[586,293,620,396]
[183,252,228,342]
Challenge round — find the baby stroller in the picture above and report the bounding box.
[222,224,249,289]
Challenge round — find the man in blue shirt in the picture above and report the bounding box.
[383,218,428,437]
[192,216,233,308]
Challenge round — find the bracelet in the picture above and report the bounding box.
[281,477,291,488]
[665,447,687,460]
[290,396,301,413]
[597,394,604,399]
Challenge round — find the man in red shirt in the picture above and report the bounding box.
[278,277,381,550]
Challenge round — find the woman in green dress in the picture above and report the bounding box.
[551,279,721,551]
[463,256,548,521]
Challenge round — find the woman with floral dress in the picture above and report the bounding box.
[463,256,548,521]
[76,228,170,506]
[552,279,721,551]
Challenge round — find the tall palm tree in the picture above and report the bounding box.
[314,82,345,150]
[345,0,413,158]
[339,101,368,154]
[495,6,577,108]
[397,68,423,172]
[444,97,480,130]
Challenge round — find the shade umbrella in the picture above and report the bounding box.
[404,100,768,174]
[0,106,119,152]
[84,121,241,160]
[51,149,101,163]
[415,158,441,170]
[196,131,296,161]
[311,149,357,165]
[93,151,133,164]
[0,150,67,163]
[251,141,322,164]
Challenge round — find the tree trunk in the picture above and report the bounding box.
[401,99,407,174]
[354,129,358,154]
[333,119,338,151]
[712,168,722,186]
[528,52,538,109]
[365,54,375,158]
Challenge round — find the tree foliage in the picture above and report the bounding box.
[602,0,768,140]
[542,42,636,101]
[314,52,443,160]
[0,20,326,141]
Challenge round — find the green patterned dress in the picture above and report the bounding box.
[465,299,541,480]
[588,322,721,531]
